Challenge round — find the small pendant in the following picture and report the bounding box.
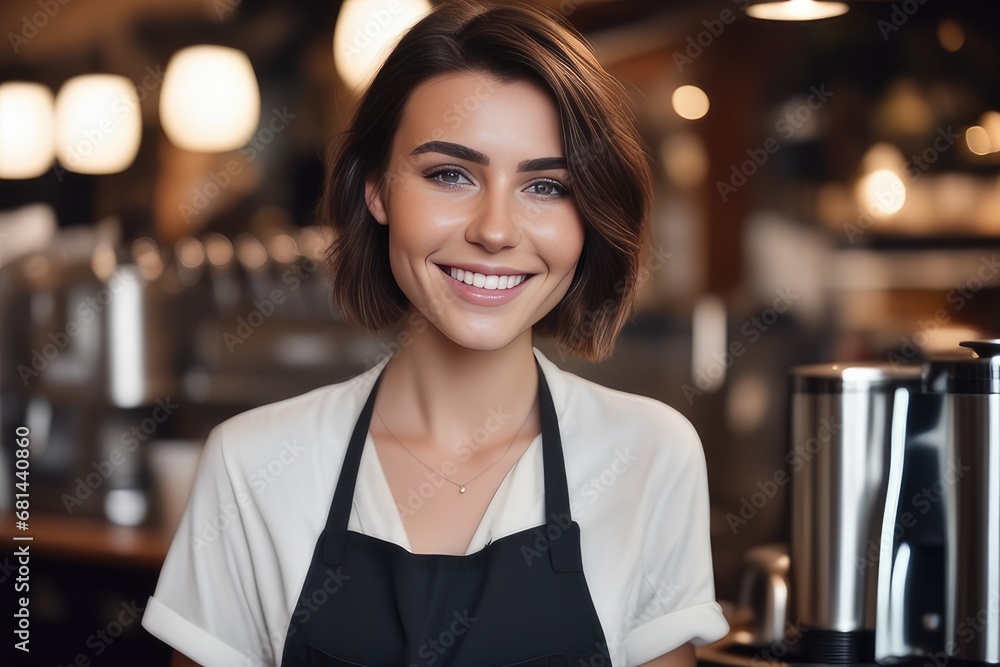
[459,486,466,494]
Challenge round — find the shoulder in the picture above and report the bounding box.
[540,353,703,470]
[208,361,386,473]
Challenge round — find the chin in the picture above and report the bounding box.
[431,318,528,352]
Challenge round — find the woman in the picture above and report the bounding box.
[142,1,729,665]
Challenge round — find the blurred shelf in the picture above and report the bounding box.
[832,248,1000,291]
[1,511,171,568]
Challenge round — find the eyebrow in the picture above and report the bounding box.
[409,141,567,172]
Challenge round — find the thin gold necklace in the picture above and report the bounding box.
[373,406,534,494]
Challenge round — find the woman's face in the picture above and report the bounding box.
[365,71,584,352]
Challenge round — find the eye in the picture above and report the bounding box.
[524,179,570,198]
[424,166,472,188]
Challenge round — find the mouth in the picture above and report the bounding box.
[436,264,532,291]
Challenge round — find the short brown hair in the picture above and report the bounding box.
[322,0,653,362]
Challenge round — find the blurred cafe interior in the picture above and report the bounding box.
[1,0,999,665]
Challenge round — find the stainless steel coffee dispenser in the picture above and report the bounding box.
[926,340,999,665]
[789,362,928,663]
[788,340,1000,666]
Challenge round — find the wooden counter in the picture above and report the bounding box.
[2,511,172,568]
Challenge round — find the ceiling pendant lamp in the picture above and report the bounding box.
[0,81,55,179]
[747,0,849,21]
[54,74,142,175]
[160,45,260,152]
[333,0,432,91]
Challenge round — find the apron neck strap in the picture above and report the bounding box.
[323,357,577,570]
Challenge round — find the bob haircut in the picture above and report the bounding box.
[322,0,653,363]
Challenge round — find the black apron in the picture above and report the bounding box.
[280,358,612,666]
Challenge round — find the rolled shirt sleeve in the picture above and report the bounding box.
[141,425,272,667]
[625,416,730,665]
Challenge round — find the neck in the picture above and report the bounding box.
[373,310,540,455]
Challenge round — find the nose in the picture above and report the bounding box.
[464,188,523,252]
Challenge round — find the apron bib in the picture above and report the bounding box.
[281,359,611,666]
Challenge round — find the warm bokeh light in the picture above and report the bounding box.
[333,0,432,91]
[858,169,906,218]
[874,79,933,137]
[235,233,268,271]
[965,112,1000,156]
[980,111,1000,152]
[55,74,142,174]
[937,19,965,52]
[672,85,710,120]
[204,232,235,267]
[160,45,260,152]
[660,131,709,188]
[0,82,55,179]
[860,142,907,174]
[175,236,206,269]
[966,126,992,156]
[747,0,848,21]
[132,237,164,282]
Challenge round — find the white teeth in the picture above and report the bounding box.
[448,266,527,290]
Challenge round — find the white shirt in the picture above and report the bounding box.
[141,347,729,666]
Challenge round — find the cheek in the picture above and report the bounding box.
[544,212,585,270]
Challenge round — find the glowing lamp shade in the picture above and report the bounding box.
[747,0,848,21]
[333,0,432,91]
[0,82,55,179]
[54,74,142,175]
[160,46,260,152]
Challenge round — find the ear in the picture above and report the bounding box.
[364,176,388,226]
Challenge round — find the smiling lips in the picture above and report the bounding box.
[445,265,530,290]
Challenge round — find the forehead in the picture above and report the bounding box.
[393,71,565,156]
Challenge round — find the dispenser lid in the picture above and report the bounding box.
[926,339,1000,394]
[790,362,922,394]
